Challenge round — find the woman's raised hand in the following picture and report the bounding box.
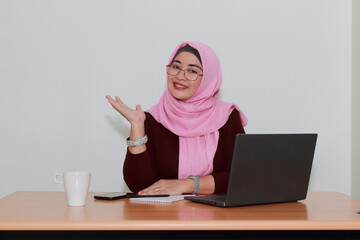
[106,95,146,154]
[105,95,146,125]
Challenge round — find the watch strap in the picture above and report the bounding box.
[188,176,200,195]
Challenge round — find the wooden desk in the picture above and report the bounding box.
[1,191,360,239]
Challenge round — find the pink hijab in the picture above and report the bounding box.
[147,41,247,179]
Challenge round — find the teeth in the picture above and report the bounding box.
[175,83,187,89]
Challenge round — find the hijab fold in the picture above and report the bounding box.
[148,41,247,179]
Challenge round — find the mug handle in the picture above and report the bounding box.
[54,173,64,184]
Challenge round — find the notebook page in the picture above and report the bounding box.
[129,195,193,203]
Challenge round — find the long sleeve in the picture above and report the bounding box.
[123,112,179,193]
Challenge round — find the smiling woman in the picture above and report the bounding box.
[106,41,247,196]
[166,51,203,101]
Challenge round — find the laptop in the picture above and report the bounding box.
[184,133,317,207]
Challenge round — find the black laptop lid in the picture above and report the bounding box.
[225,134,317,206]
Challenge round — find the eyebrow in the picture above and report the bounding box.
[173,60,203,71]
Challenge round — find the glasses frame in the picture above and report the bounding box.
[166,64,203,81]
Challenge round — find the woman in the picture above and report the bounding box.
[106,41,247,196]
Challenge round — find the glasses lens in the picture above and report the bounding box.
[167,64,179,76]
[185,69,201,81]
[166,64,202,81]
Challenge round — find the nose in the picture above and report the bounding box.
[176,69,187,81]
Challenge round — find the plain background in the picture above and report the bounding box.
[352,0,360,198]
[0,0,358,198]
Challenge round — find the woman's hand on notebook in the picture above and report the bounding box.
[138,179,194,196]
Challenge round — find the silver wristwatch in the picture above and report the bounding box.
[188,176,200,195]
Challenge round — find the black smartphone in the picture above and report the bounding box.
[94,192,132,200]
[94,192,170,200]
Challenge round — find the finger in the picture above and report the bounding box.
[138,189,153,195]
[115,96,123,104]
[106,96,120,108]
[106,95,115,102]
[108,96,125,109]
[138,186,151,195]
[138,186,161,195]
[135,104,142,112]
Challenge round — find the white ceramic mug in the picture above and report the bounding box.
[54,171,91,206]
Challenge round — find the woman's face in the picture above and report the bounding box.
[167,51,203,101]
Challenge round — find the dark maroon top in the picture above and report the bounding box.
[123,109,245,194]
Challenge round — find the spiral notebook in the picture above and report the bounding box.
[129,194,193,203]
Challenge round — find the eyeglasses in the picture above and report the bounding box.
[166,63,203,81]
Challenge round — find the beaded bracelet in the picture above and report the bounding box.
[126,135,148,147]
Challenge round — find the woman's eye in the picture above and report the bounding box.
[188,69,199,74]
[171,64,180,69]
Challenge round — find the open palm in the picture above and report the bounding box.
[106,95,146,125]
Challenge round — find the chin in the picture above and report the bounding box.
[173,95,187,101]
[170,92,189,101]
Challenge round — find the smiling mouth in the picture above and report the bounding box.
[173,82,188,90]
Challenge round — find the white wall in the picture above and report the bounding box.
[352,0,360,199]
[0,0,352,198]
